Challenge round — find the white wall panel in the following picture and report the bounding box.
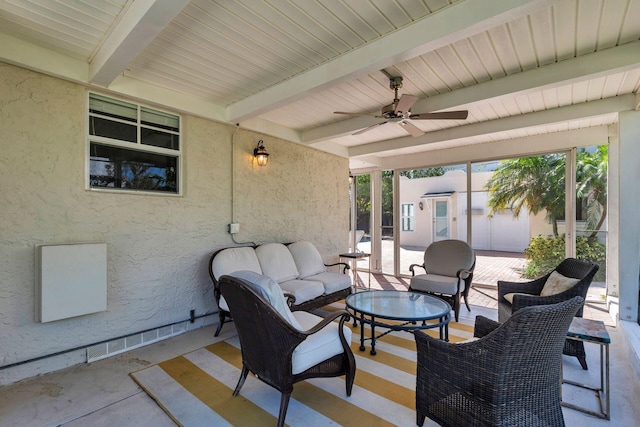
[36,243,107,322]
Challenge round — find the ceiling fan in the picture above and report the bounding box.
[334,76,468,137]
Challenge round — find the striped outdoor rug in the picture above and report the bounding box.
[130,303,475,426]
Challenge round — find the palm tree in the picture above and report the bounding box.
[576,146,607,238]
[485,148,608,237]
[484,154,566,236]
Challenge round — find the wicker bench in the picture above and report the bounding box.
[208,241,352,336]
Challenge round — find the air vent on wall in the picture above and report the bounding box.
[86,321,189,363]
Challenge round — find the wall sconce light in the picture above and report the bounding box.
[349,172,354,185]
[419,201,424,210]
[253,140,269,166]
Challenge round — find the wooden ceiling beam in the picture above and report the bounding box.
[89,0,188,87]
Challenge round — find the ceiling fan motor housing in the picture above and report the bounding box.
[381,103,399,118]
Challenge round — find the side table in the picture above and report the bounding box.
[339,252,371,290]
[561,317,610,420]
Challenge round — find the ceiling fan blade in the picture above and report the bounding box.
[334,111,379,117]
[395,94,419,115]
[410,110,469,120]
[399,120,425,137]
[353,121,388,136]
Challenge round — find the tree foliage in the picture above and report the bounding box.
[576,146,608,237]
[355,174,371,231]
[484,155,565,235]
[523,234,606,281]
[485,148,607,237]
[382,171,393,230]
[399,167,449,179]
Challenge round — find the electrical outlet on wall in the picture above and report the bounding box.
[228,223,240,234]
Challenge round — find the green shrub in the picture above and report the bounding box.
[523,234,606,281]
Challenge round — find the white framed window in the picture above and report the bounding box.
[401,203,415,231]
[87,93,181,195]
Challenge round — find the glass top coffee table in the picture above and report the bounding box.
[345,290,451,355]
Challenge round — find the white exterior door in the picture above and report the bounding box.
[433,199,450,241]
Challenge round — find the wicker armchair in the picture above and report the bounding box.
[219,272,355,427]
[498,258,599,369]
[415,296,584,427]
[409,239,475,322]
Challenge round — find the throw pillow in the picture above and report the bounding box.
[540,270,580,297]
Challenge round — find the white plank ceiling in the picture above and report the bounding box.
[1,0,638,170]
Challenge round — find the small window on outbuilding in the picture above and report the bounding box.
[402,203,415,231]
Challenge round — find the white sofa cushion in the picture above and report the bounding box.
[288,240,326,279]
[211,247,262,312]
[288,240,351,294]
[211,246,262,280]
[306,271,352,294]
[256,243,299,283]
[230,270,302,329]
[410,273,459,295]
[279,279,325,305]
[291,311,351,375]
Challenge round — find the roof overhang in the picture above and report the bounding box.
[421,191,455,198]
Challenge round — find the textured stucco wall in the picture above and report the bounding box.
[230,128,348,254]
[0,63,349,373]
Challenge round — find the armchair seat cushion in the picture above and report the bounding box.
[411,273,459,295]
[306,271,352,294]
[292,311,352,375]
[279,279,325,305]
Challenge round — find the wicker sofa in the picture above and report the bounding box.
[208,241,352,336]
